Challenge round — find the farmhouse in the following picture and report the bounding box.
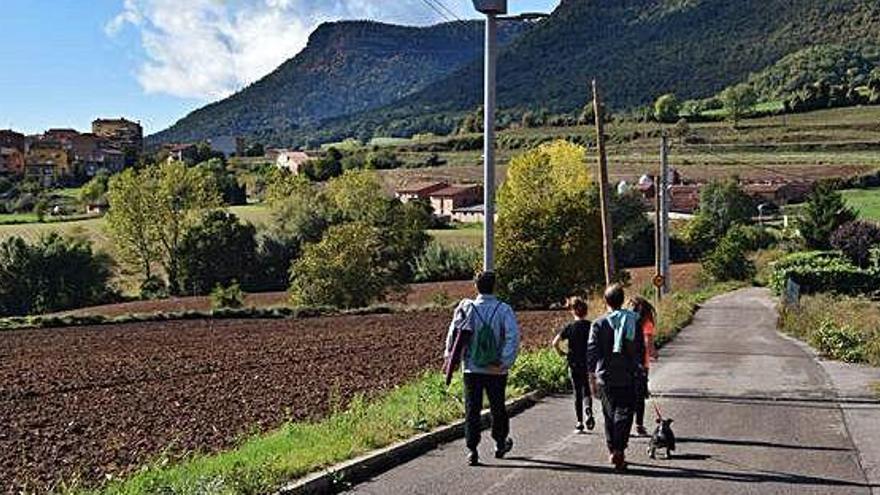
[451,203,489,224]
[275,150,312,174]
[395,181,449,203]
[0,147,24,174]
[428,184,483,219]
[165,143,199,164]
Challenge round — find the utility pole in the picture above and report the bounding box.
[592,80,616,286]
[660,134,671,294]
[472,0,506,273]
[654,171,662,302]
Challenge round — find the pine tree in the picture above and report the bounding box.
[799,182,857,250]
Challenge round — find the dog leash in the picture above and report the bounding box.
[652,401,665,421]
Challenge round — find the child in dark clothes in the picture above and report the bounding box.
[552,296,595,432]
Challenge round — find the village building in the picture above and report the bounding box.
[428,184,483,219]
[92,118,143,165]
[0,147,25,175]
[394,181,449,203]
[80,149,126,177]
[24,162,57,187]
[0,129,26,152]
[165,143,199,164]
[26,144,71,178]
[43,128,79,147]
[450,203,489,224]
[275,150,312,174]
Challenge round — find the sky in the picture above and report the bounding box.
[0,0,560,136]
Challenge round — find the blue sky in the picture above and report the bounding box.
[0,0,559,136]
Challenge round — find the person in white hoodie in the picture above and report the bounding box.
[587,283,646,471]
[444,271,521,466]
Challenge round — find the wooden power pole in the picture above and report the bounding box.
[592,80,616,286]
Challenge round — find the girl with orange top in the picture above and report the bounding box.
[629,296,657,436]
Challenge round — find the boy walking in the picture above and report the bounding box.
[587,284,645,470]
[444,271,521,466]
[552,296,595,432]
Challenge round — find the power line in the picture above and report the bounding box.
[426,0,464,22]
[418,0,455,23]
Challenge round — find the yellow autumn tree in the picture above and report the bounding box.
[496,140,604,306]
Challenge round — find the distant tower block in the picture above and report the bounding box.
[472,0,507,14]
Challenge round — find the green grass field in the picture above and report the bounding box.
[842,188,880,221]
[428,223,483,248]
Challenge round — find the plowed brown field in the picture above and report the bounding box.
[0,310,567,492]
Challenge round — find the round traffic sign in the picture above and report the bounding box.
[652,274,665,288]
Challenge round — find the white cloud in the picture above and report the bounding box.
[107,0,472,100]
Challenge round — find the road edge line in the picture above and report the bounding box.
[276,390,545,495]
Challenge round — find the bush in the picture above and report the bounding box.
[653,93,680,123]
[768,251,879,297]
[251,234,300,292]
[140,275,168,300]
[702,225,756,282]
[810,320,867,363]
[290,222,392,308]
[508,349,570,394]
[0,233,115,316]
[831,220,880,268]
[411,243,480,283]
[211,282,245,310]
[684,179,754,255]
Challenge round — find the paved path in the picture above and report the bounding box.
[353,288,880,494]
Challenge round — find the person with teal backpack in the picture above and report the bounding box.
[444,271,521,466]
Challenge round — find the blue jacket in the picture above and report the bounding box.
[444,295,521,375]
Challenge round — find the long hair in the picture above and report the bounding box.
[629,295,656,325]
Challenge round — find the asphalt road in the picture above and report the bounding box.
[352,288,879,494]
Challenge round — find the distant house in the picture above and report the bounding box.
[0,129,26,152]
[275,151,312,174]
[429,184,483,218]
[743,181,814,207]
[668,184,702,214]
[93,118,143,165]
[43,128,80,146]
[0,147,25,175]
[395,182,449,203]
[81,149,126,177]
[25,163,57,187]
[165,143,199,164]
[26,145,71,179]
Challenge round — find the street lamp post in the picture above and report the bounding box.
[472,0,507,273]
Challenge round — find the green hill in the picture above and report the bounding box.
[150,20,531,146]
[155,0,880,148]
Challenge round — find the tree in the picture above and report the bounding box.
[106,161,222,293]
[654,93,680,123]
[302,147,343,181]
[196,158,247,205]
[611,190,653,267]
[800,182,857,250]
[34,195,49,222]
[496,140,604,306]
[0,234,114,316]
[178,211,258,295]
[720,84,758,128]
[685,179,755,255]
[702,225,756,282]
[79,171,110,205]
[831,220,880,268]
[289,222,391,308]
[107,168,160,281]
[671,118,691,144]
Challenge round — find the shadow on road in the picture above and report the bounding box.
[489,456,876,489]
[678,436,853,452]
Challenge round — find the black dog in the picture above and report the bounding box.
[647,418,675,459]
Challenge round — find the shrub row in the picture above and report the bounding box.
[768,251,880,298]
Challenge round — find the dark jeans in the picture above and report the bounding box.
[635,372,649,427]
[600,384,636,452]
[569,365,593,423]
[464,373,509,451]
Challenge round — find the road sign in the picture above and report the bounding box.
[653,274,666,288]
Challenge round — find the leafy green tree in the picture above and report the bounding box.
[0,234,114,316]
[685,179,754,255]
[79,171,110,205]
[654,93,680,123]
[106,161,222,293]
[289,222,391,308]
[251,233,300,292]
[720,84,758,127]
[496,140,604,306]
[611,190,653,267]
[196,158,247,205]
[800,182,857,250]
[178,211,258,295]
[34,196,49,222]
[365,149,401,170]
[702,224,756,282]
[106,168,161,281]
[302,147,343,181]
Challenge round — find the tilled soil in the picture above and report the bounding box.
[0,309,566,492]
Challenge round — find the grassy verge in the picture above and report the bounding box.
[778,294,880,366]
[88,350,569,495]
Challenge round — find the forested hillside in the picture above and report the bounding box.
[156,0,880,148]
[151,20,530,146]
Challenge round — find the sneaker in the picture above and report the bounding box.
[636,425,648,437]
[576,422,585,432]
[495,438,514,459]
[467,450,480,466]
[611,450,627,471]
[585,415,596,431]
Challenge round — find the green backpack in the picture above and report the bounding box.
[470,303,505,368]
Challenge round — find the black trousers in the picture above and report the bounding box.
[600,385,636,452]
[463,373,509,451]
[569,365,593,423]
[635,372,649,427]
